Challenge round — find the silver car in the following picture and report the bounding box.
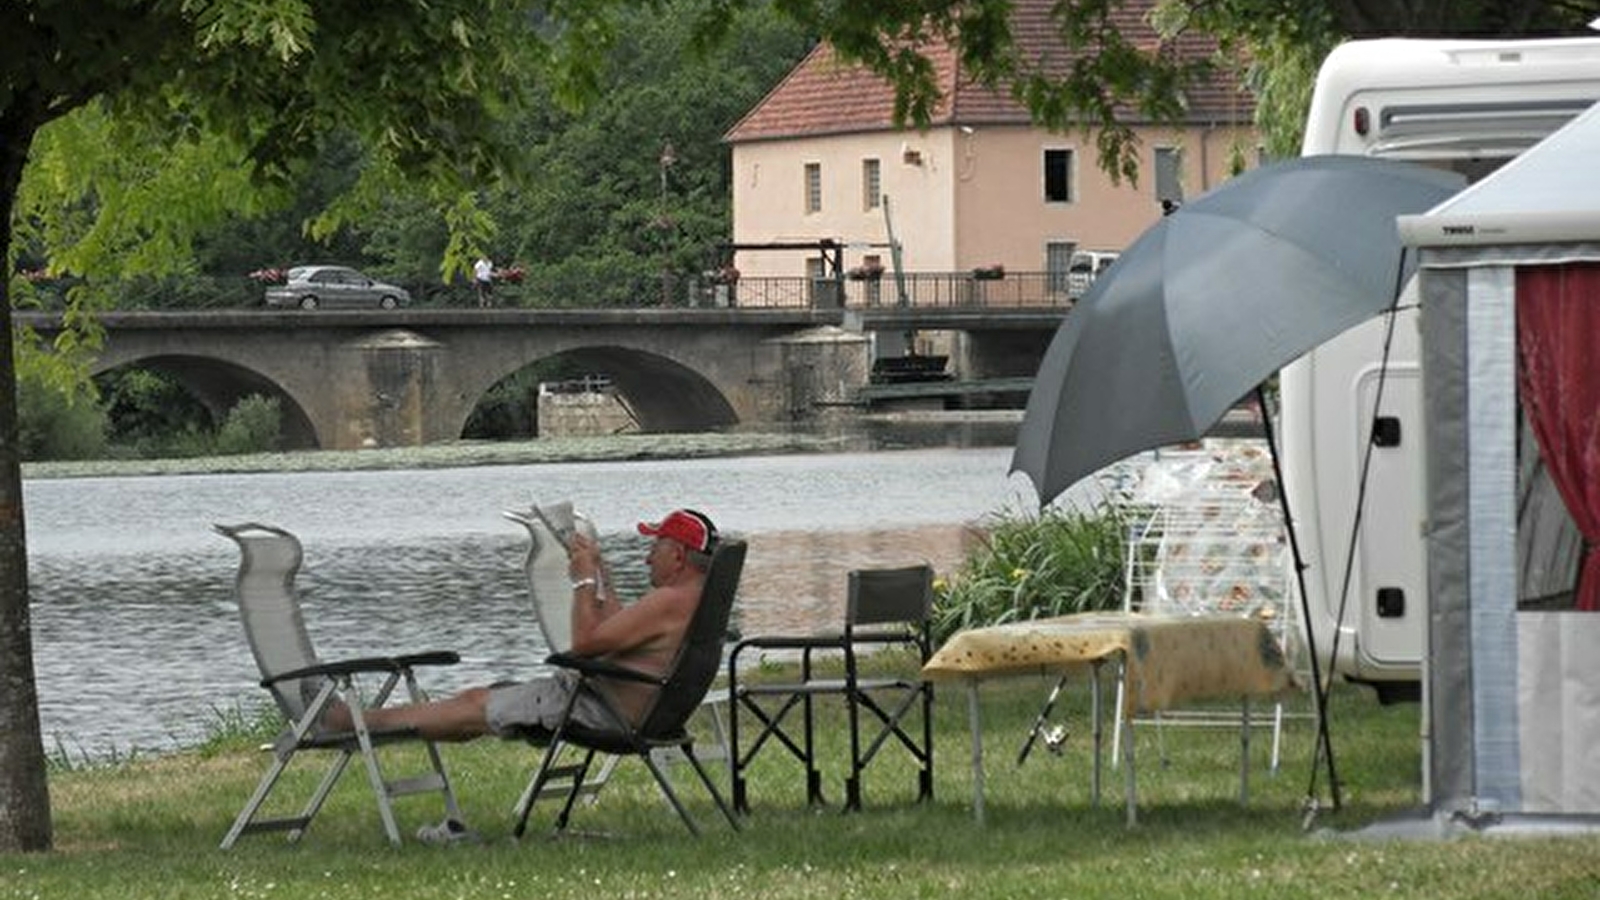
[264,265,410,310]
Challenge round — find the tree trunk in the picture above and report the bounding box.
[0,110,53,853]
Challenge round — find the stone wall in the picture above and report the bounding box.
[537,385,640,437]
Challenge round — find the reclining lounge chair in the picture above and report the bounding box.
[215,522,465,849]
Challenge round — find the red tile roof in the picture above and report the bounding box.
[725,0,1254,143]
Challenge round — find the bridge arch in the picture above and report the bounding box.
[89,353,320,449]
[457,345,739,440]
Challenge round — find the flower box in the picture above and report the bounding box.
[248,267,288,285]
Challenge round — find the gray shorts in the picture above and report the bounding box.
[484,670,611,737]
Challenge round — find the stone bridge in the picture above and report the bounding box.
[15,307,1062,449]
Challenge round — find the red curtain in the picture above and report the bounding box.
[1517,262,1600,611]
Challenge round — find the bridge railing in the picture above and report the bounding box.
[14,269,1078,312]
[694,271,1074,310]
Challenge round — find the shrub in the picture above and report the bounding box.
[932,506,1127,644]
[97,367,212,449]
[213,394,282,455]
[16,370,108,461]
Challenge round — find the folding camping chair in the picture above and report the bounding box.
[510,538,747,837]
[728,564,936,812]
[214,522,464,849]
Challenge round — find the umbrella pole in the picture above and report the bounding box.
[1255,385,1343,813]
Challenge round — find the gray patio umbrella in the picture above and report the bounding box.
[1012,155,1465,503]
[1011,154,1465,814]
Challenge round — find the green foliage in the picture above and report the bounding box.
[15,101,278,288]
[14,366,107,461]
[7,0,1600,856]
[213,394,282,456]
[13,317,107,461]
[1221,6,1338,159]
[88,370,281,460]
[45,701,284,771]
[466,4,811,297]
[95,368,212,453]
[932,506,1127,644]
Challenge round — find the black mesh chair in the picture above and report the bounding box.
[214,522,464,849]
[728,564,935,812]
[511,539,747,837]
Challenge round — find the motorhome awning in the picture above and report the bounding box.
[1399,100,1600,247]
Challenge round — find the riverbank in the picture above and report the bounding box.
[21,430,852,480]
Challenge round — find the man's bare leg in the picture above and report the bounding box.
[323,686,494,742]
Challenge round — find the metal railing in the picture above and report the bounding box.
[12,270,1079,312]
[692,271,1075,311]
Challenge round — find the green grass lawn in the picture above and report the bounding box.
[11,673,1600,900]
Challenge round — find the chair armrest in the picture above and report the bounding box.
[264,651,461,687]
[545,651,666,686]
[728,632,848,667]
[391,650,462,668]
[733,633,847,651]
[841,631,922,648]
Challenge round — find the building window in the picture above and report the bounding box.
[862,159,881,211]
[1044,149,1074,203]
[805,162,822,214]
[1155,147,1185,208]
[1046,240,1077,295]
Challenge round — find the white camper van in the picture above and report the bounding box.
[1280,36,1600,701]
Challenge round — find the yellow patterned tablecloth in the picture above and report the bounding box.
[922,612,1294,714]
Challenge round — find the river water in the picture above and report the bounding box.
[23,444,1062,758]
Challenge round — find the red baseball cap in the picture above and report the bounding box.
[637,509,718,553]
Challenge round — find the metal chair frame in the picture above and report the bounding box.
[727,564,936,812]
[511,539,747,837]
[215,522,463,849]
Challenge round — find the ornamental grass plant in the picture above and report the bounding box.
[931,506,1127,643]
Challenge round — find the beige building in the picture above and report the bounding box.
[723,0,1259,297]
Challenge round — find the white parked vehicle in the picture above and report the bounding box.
[1066,250,1119,298]
[1279,36,1600,700]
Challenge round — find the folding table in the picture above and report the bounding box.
[922,611,1295,825]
